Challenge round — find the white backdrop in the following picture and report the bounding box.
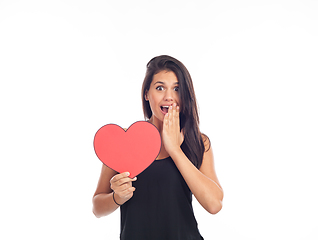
[1,0,317,239]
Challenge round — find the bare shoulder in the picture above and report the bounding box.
[201,133,211,152]
[200,133,222,189]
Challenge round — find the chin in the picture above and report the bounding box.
[151,112,165,123]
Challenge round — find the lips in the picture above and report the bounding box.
[160,103,179,115]
[160,106,169,114]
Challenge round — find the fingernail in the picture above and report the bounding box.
[170,106,172,109]
[126,172,130,176]
[173,103,176,107]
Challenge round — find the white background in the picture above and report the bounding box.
[1,0,317,239]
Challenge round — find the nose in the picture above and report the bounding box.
[164,89,175,102]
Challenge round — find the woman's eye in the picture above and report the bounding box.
[156,86,164,91]
[174,86,179,92]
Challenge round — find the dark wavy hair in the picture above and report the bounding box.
[141,55,209,169]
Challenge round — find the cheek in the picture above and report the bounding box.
[175,93,180,104]
[149,90,161,102]
[148,94,159,109]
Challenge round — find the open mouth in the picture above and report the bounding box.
[160,106,169,114]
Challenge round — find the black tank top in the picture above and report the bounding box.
[120,157,204,240]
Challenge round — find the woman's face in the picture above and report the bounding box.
[145,70,180,123]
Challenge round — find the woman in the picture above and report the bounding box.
[93,55,223,240]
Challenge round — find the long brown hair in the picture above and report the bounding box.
[141,55,208,168]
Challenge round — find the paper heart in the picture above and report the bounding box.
[93,121,161,178]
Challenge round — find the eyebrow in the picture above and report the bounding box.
[153,81,179,85]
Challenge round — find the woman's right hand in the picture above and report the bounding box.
[110,172,137,205]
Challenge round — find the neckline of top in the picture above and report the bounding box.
[155,156,171,161]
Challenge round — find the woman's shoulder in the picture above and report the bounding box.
[201,133,211,152]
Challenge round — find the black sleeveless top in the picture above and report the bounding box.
[120,157,204,240]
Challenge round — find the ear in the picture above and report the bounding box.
[145,90,149,101]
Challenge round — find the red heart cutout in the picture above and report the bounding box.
[93,121,161,178]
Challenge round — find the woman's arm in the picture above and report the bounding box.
[169,139,223,214]
[92,164,136,218]
[92,165,119,218]
[163,104,223,214]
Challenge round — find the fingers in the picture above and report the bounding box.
[110,172,137,202]
[173,103,179,119]
[163,103,184,151]
[111,172,137,185]
[110,172,137,191]
[165,103,179,126]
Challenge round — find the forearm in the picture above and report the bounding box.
[92,192,120,218]
[170,149,224,214]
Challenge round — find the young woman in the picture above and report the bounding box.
[92,55,223,240]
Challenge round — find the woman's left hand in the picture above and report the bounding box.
[162,103,184,155]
